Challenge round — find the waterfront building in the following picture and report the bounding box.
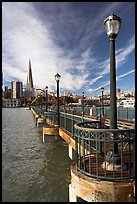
[3,86,11,99]
[63,90,67,97]
[49,91,56,97]
[2,72,5,98]
[116,88,121,99]
[11,81,23,99]
[3,98,20,107]
[35,89,43,97]
[3,86,8,98]
[22,87,26,98]
[78,96,100,106]
[121,98,135,108]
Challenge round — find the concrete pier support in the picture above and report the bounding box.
[70,164,135,202]
[36,117,45,127]
[42,126,59,143]
[69,145,77,161]
[69,184,77,202]
[35,114,39,126]
[43,131,45,143]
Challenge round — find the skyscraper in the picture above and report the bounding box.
[26,59,33,89]
[11,81,23,98]
[25,59,34,98]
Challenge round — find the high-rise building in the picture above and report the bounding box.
[2,72,4,98]
[11,81,23,99]
[25,59,34,98]
[26,59,33,89]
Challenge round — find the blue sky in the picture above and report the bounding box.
[2,2,135,96]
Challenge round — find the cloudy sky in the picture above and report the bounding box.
[2,2,135,96]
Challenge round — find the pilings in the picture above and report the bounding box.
[31,107,60,142]
[31,107,45,127]
[36,117,45,127]
[43,126,59,143]
[69,183,77,202]
[70,164,135,202]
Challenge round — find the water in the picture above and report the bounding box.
[2,108,72,202]
[96,106,135,121]
[65,106,135,121]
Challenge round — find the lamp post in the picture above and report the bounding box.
[101,87,104,117]
[55,73,61,126]
[45,86,48,112]
[82,91,84,120]
[99,96,102,128]
[104,13,121,164]
[104,13,121,129]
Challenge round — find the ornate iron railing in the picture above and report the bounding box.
[31,106,135,181]
[74,121,135,181]
[31,106,92,137]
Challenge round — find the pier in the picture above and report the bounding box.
[30,105,135,202]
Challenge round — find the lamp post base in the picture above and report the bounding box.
[102,151,127,171]
[102,161,127,171]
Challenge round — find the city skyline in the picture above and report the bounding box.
[2,2,135,96]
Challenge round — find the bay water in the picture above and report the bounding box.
[2,108,72,202]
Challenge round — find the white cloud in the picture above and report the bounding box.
[116,69,135,80]
[116,35,135,67]
[87,69,135,94]
[2,2,135,96]
[2,2,89,91]
[87,34,135,88]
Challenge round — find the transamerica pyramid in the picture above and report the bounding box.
[26,59,33,89]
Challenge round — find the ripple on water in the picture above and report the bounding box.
[2,108,71,202]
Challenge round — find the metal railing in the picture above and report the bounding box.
[60,111,85,137]
[95,106,135,121]
[31,106,135,181]
[31,106,86,137]
[60,105,135,121]
[74,121,135,181]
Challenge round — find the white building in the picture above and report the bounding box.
[122,98,135,108]
[3,98,20,108]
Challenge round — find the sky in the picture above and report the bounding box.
[2,2,135,96]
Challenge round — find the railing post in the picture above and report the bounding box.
[82,92,84,122]
[65,110,67,131]
[117,107,120,119]
[72,111,74,137]
[126,107,128,120]
[99,134,102,156]
[99,106,102,128]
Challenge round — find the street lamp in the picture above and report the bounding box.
[55,73,61,126]
[104,13,121,129]
[104,13,122,166]
[45,86,48,112]
[82,91,84,120]
[101,87,104,117]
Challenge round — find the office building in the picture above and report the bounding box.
[11,81,23,99]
